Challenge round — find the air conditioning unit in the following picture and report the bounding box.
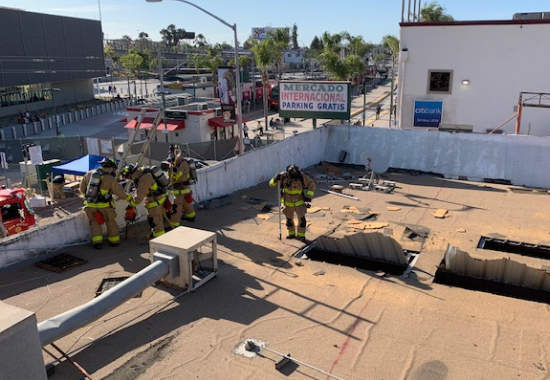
[197,103,208,111]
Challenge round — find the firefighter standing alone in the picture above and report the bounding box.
[80,158,132,249]
[121,163,169,239]
[269,165,316,242]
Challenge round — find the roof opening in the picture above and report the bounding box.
[296,232,419,276]
[434,245,550,304]
[477,236,550,259]
[36,253,87,273]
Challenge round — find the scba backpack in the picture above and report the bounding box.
[148,165,170,190]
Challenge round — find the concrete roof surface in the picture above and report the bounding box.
[1,166,550,380]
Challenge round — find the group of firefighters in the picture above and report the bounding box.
[76,145,316,249]
[79,145,196,249]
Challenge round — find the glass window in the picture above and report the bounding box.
[428,70,453,94]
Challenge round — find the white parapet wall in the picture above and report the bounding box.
[4,125,550,270]
[0,212,89,269]
[322,126,550,189]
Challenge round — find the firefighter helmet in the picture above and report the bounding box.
[286,164,301,179]
[121,163,138,178]
[99,157,117,168]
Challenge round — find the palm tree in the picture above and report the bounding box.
[203,46,223,97]
[194,34,208,49]
[160,24,186,51]
[321,31,341,53]
[121,35,133,50]
[251,39,276,133]
[136,32,151,51]
[269,28,290,79]
[420,1,454,21]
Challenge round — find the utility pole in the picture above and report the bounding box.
[388,55,395,128]
[362,78,367,126]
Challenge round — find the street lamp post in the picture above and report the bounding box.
[45,88,61,135]
[146,0,243,154]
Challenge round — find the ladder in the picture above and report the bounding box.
[116,108,164,174]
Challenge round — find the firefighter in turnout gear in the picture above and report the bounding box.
[121,163,169,239]
[167,149,196,227]
[80,158,132,249]
[269,164,316,242]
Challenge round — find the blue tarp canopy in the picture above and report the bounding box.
[51,154,106,176]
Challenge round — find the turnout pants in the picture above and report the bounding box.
[84,207,119,245]
[147,205,165,238]
[283,204,307,238]
[170,191,196,227]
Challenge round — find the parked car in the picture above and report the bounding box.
[153,89,172,96]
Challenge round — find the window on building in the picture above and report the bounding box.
[427,70,453,94]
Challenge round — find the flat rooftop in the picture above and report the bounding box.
[1,165,550,380]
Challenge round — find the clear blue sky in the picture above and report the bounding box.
[4,0,550,47]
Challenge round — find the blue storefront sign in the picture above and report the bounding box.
[413,100,443,127]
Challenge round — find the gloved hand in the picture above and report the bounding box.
[275,173,283,181]
[305,202,311,209]
[171,203,178,214]
[304,197,312,202]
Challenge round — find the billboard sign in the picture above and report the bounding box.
[413,100,443,127]
[251,27,276,40]
[278,81,351,120]
[217,66,236,122]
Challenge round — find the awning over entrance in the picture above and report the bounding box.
[208,116,249,128]
[124,117,185,131]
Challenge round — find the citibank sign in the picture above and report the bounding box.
[413,100,443,127]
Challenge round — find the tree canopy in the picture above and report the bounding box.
[420,1,454,21]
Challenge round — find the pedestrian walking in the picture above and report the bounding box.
[108,85,112,95]
[243,122,249,139]
[256,121,263,136]
[376,104,381,120]
[269,165,316,242]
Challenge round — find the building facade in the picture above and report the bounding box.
[0,7,104,117]
[397,19,550,135]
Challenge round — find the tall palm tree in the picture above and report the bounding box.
[204,46,223,97]
[321,31,342,53]
[194,34,208,49]
[251,39,276,132]
[269,28,290,79]
[420,1,454,21]
[160,24,186,51]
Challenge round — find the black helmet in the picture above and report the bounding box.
[121,163,138,178]
[286,164,301,179]
[160,161,171,171]
[99,157,117,168]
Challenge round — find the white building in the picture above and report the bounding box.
[397,18,550,135]
[124,99,241,144]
